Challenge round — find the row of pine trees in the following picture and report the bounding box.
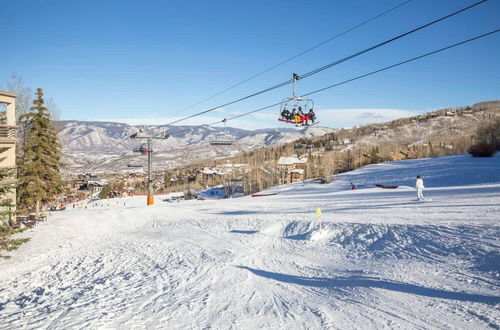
[1,88,63,227]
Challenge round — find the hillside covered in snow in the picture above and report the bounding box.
[0,154,499,328]
[55,101,499,174]
[55,120,333,173]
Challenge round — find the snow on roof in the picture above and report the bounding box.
[259,167,272,175]
[87,179,108,186]
[200,167,224,175]
[278,156,307,165]
[222,163,246,168]
[289,169,304,174]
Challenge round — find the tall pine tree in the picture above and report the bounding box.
[17,88,64,216]
[0,161,15,230]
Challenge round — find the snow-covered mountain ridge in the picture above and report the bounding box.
[55,101,499,173]
[55,120,333,173]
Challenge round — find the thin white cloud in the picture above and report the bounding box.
[97,109,283,130]
[96,108,423,131]
[97,115,224,126]
[316,108,422,128]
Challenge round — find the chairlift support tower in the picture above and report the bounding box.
[131,131,170,205]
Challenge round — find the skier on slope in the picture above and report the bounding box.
[415,175,425,200]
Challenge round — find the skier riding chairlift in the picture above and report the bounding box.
[133,145,148,155]
[277,73,316,126]
[307,109,316,123]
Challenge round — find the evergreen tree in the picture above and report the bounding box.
[369,146,380,164]
[17,88,64,216]
[0,160,15,230]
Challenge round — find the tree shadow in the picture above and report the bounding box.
[474,251,500,272]
[284,232,313,240]
[236,266,499,305]
[229,230,259,235]
[214,210,260,215]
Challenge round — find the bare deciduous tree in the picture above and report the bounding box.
[5,73,61,120]
[6,73,33,120]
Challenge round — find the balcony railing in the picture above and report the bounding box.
[0,125,16,140]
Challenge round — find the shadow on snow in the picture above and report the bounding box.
[229,230,259,235]
[237,266,500,305]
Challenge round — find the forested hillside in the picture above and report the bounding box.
[161,101,499,195]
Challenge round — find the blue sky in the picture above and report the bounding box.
[1,0,499,130]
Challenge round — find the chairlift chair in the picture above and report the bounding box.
[278,73,317,126]
[210,118,235,146]
[133,144,149,155]
[127,163,143,168]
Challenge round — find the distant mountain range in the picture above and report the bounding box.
[54,121,334,173]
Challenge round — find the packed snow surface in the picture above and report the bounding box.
[1,155,499,329]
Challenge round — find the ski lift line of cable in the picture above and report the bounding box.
[88,135,132,159]
[301,28,500,97]
[149,0,412,138]
[300,0,490,80]
[224,28,500,123]
[90,28,499,174]
[165,100,282,137]
[161,0,489,128]
[164,80,291,126]
[86,136,133,172]
[152,0,485,137]
[168,0,414,119]
[164,27,499,138]
[89,138,131,167]
[92,149,140,173]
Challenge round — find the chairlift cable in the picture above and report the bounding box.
[164,28,498,137]
[301,29,500,97]
[86,136,133,172]
[225,28,500,123]
[162,0,489,127]
[168,0,414,118]
[300,0,489,79]
[95,27,499,172]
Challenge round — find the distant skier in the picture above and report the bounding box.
[350,182,356,190]
[415,175,425,200]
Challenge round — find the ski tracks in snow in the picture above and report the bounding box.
[1,155,500,328]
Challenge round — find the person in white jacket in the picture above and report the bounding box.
[415,175,425,200]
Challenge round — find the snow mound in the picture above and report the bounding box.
[307,229,332,241]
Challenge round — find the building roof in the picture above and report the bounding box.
[0,90,16,98]
[222,163,246,168]
[200,167,224,175]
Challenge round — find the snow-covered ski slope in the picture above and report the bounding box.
[1,155,499,329]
